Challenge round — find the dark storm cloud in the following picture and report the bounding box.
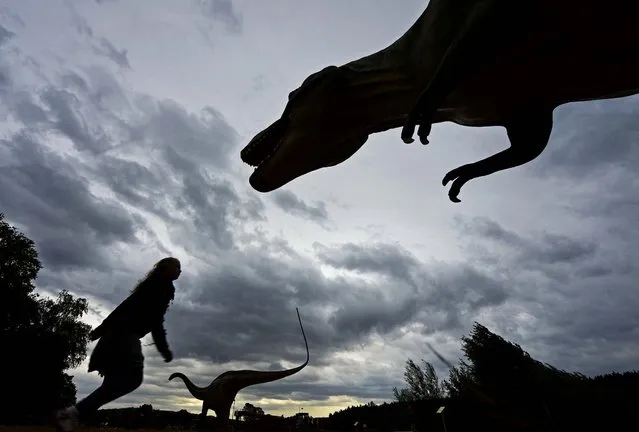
[457,214,639,376]
[160,233,509,392]
[0,23,14,45]
[543,98,639,176]
[0,29,263,282]
[315,242,419,283]
[92,0,243,34]
[0,6,25,30]
[39,87,113,154]
[166,247,341,366]
[460,216,598,267]
[467,95,639,351]
[520,100,639,366]
[2,43,260,262]
[316,241,509,331]
[309,211,638,380]
[0,24,16,89]
[196,0,243,34]
[94,37,131,70]
[0,131,143,271]
[534,98,639,238]
[272,190,330,225]
[66,2,132,70]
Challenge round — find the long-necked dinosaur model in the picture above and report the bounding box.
[241,0,639,202]
[168,308,309,430]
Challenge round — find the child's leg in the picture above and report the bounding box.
[75,368,143,417]
[55,369,143,432]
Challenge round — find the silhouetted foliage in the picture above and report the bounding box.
[392,358,446,401]
[329,321,639,431]
[87,405,309,431]
[0,213,92,425]
[327,398,534,432]
[443,360,476,399]
[439,322,639,430]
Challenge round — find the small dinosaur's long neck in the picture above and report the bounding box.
[169,372,206,400]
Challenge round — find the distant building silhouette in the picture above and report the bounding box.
[234,402,265,421]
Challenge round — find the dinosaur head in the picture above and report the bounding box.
[241,65,370,192]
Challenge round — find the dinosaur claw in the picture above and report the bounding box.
[442,171,455,186]
[443,165,471,202]
[401,128,415,143]
[448,179,463,202]
[401,117,417,143]
[417,122,432,145]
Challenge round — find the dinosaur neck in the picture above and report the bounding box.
[338,64,420,136]
[336,5,435,136]
[335,0,486,135]
[169,372,206,400]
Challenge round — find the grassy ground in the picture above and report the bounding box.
[0,428,168,432]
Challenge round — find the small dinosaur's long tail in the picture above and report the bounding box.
[213,307,310,392]
[297,306,310,365]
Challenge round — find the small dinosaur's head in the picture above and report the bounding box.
[241,65,369,192]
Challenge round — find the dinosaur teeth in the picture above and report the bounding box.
[242,118,286,169]
[252,137,283,171]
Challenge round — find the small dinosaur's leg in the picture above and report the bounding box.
[195,405,209,430]
[442,108,553,202]
[401,0,512,145]
[214,405,232,432]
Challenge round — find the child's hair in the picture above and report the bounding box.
[130,257,180,294]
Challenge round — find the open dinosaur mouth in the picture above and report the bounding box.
[240,118,287,170]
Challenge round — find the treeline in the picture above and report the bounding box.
[1,213,91,425]
[84,404,316,431]
[329,323,639,431]
[83,404,196,430]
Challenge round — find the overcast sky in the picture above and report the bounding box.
[2,0,639,419]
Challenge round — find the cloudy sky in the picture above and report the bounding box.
[2,0,639,419]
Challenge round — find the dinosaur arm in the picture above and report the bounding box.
[442,107,554,202]
[402,0,518,144]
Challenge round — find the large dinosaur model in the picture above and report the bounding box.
[168,308,309,430]
[240,0,639,202]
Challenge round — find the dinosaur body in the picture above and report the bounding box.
[168,308,309,430]
[241,0,639,202]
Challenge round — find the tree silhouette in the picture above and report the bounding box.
[393,358,446,401]
[443,360,476,398]
[0,213,92,424]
